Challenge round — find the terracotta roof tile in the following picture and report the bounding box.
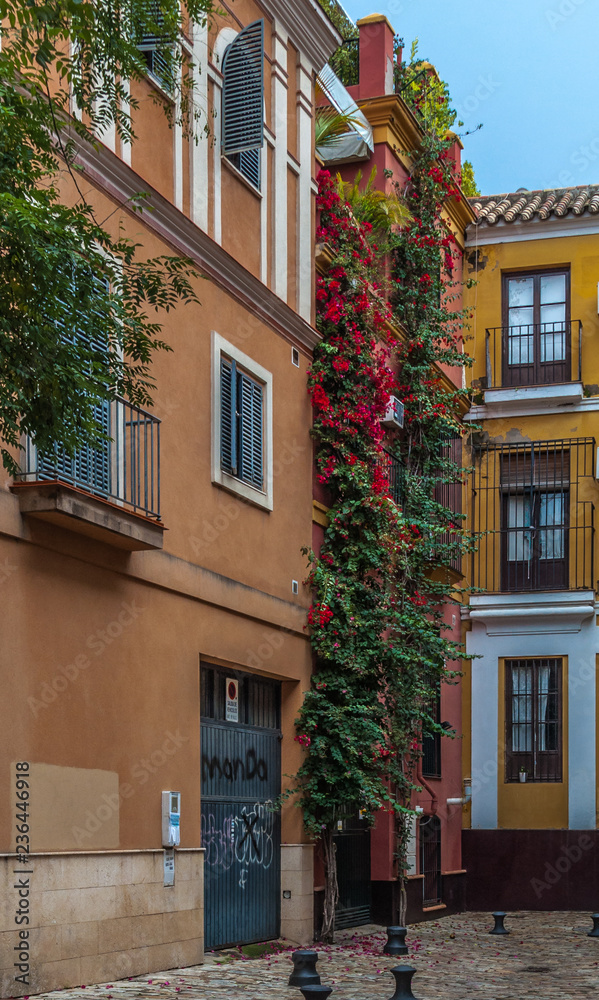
[470,184,599,226]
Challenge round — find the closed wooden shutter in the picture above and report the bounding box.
[222,20,264,155]
[220,357,237,476]
[136,2,171,86]
[239,372,263,489]
[500,446,570,488]
[38,273,112,495]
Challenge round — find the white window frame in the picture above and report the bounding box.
[211,331,273,510]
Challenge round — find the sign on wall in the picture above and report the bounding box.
[226,678,239,722]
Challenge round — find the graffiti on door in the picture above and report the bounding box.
[201,800,275,883]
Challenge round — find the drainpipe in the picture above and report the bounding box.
[416,755,438,816]
[446,778,472,807]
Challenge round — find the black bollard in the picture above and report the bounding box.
[489,911,509,935]
[588,914,599,937]
[289,950,321,988]
[388,965,418,1000]
[299,987,332,1000]
[383,926,408,956]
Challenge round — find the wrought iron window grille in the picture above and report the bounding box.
[505,657,562,783]
[470,437,595,594]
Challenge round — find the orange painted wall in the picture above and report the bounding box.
[0,149,314,853]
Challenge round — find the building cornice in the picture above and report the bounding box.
[357,94,476,235]
[444,193,477,237]
[358,93,421,168]
[73,137,320,353]
[464,591,595,635]
[259,0,342,70]
[466,212,599,247]
[465,390,599,422]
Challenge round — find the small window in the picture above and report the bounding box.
[136,2,174,91]
[422,694,441,779]
[505,658,563,782]
[221,20,264,188]
[212,332,273,510]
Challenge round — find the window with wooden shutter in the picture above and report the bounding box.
[222,19,264,187]
[136,1,173,90]
[239,371,263,489]
[220,357,264,490]
[38,274,112,496]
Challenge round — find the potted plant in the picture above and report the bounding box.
[519,767,527,783]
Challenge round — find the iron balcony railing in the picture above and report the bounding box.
[17,397,161,520]
[470,439,595,593]
[483,320,582,389]
[382,448,403,506]
[381,447,463,574]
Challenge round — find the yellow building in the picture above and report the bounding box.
[462,185,599,908]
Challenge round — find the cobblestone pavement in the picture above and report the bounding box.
[28,912,599,1000]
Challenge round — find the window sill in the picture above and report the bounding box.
[213,470,272,512]
[142,68,176,105]
[466,381,585,422]
[221,155,262,198]
[505,779,564,785]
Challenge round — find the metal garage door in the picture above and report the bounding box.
[201,666,281,950]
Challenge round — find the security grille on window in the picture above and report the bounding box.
[422,694,441,779]
[222,20,264,188]
[501,446,570,592]
[471,438,595,594]
[434,433,463,573]
[505,658,562,782]
[220,357,264,490]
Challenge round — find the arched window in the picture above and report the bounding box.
[221,19,264,188]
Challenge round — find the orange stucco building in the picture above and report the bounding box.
[0,2,340,994]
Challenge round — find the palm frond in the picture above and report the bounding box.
[315,106,363,150]
[335,167,412,231]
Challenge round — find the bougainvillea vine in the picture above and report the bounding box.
[285,126,472,941]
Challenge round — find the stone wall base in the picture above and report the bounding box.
[0,849,204,998]
[280,844,314,945]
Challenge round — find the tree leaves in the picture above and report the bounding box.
[0,0,214,472]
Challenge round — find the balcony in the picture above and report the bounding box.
[470,439,595,594]
[382,447,463,574]
[11,398,163,550]
[382,448,403,506]
[481,321,583,409]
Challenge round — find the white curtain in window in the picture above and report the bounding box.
[537,665,550,751]
[512,665,532,752]
[507,496,532,563]
[539,493,564,559]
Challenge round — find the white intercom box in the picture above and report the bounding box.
[162,790,181,847]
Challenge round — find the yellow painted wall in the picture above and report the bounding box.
[464,233,599,394]
[497,658,569,828]
[463,226,599,831]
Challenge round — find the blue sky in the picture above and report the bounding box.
[339,0,599,196]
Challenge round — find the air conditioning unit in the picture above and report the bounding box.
[383,395,404,430]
